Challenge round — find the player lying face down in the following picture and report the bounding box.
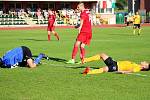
[82,53,150,75]
[0,46,47,68]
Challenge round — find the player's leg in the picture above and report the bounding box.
[22,46,33,58]
[133,24,136,35]
[66,41,81,64]
[51,24,59,40]
[100,53,110,61]
[47,23,51,41]
[80,43,85,63]
[22,46,35,68]
[83,54,100,63]
[138,24,141,35]
[83,53,108,63]
[102,53,118,72]
[34,53,45,65]
[72,41,81,60]
[52,30,60,40]
[83,66,109,75]
[27,53,46,68]
[47,31,51,41]
[22,46,45,68]
[83,53,117,75]
[79,33,92,64]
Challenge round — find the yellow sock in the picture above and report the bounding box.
[87,68,104,75]
[138,29,141,34]
[133,29,136,35]
[84,54,100,63]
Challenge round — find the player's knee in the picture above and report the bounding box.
[100,53,106,56]
[74,43,79,47]
[80,44,85,48]
[103,67,109,72]
[52,31,55,34]
[74,41,80,47]
[48,31,51,34]
[100,53,107,58]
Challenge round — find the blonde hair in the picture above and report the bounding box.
[78,2,84,7]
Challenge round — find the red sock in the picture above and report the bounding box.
[55,33,60,40]
[80,46,85,61]
[72,46,78,59]
[48,34,50,41]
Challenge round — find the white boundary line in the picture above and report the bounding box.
[126,73,149,77]
[42,63,82,68]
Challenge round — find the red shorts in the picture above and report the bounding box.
[77,32,92,45]
[47,22,55,31]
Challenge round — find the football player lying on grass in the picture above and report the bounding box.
[0,46,48,68]
[82,53,150,75]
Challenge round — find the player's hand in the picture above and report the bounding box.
[78,27,81,33]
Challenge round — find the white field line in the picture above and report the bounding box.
[126,73,149,77]
[42,62,81,68]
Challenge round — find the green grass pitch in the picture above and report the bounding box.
[0,26,150,100]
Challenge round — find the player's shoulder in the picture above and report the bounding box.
[84,9,90,14]
[81,10,89,17]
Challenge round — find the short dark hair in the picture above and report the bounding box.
[141,63,150,71]
[78,2,84,7]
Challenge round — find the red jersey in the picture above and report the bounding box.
[80,9,92,33]
[48,14,56,23]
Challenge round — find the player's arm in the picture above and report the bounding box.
[116,71,133,74]
[117,67,140,74]
[78,13,86,33]
[78,19,83,33]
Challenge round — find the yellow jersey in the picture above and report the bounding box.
[133,15,141,24]
[117,61,141,72]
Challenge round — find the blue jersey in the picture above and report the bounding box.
[2,47,24,68]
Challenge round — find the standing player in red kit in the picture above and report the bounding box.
[66,3,92,64]
[47,9,60,41]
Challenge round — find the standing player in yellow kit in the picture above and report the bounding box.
[82,53,150,75]
[133,12,141,35]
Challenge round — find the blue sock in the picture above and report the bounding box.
[34,54,44,64]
